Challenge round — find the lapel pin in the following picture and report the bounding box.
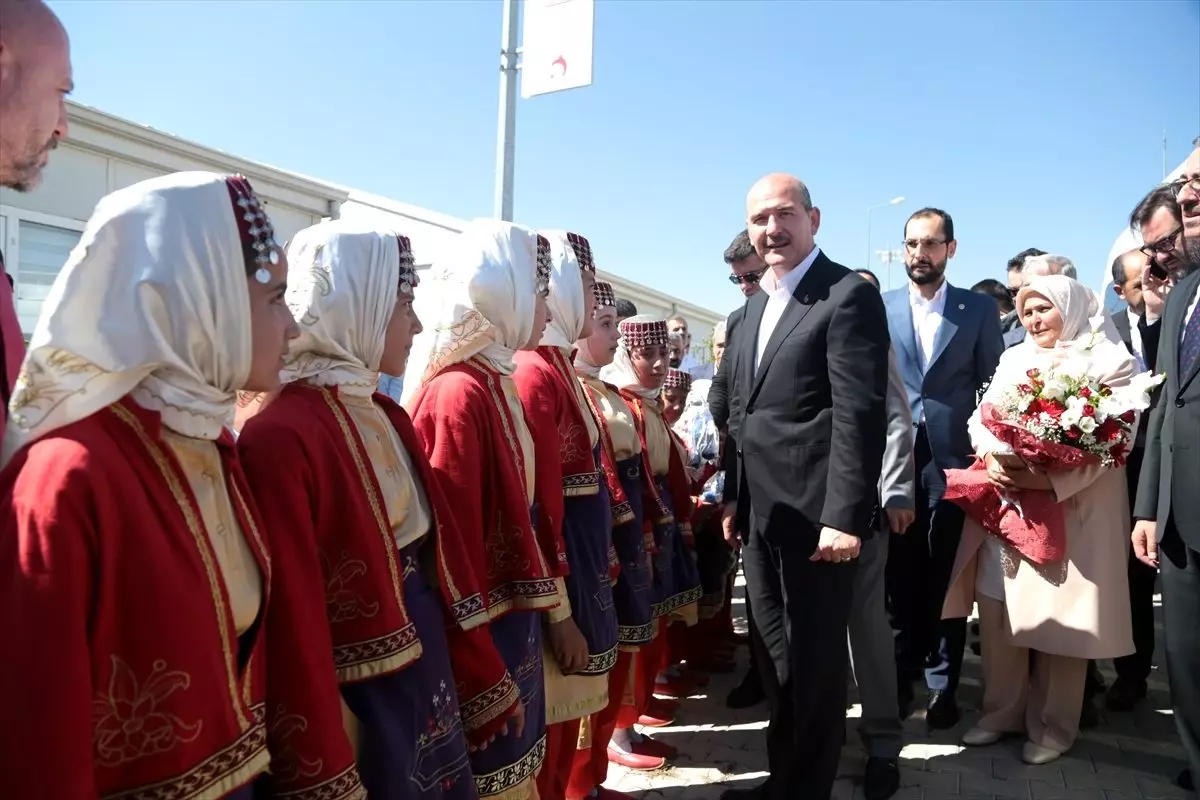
[958,303,965,310]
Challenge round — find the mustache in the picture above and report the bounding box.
[765,235,791,247]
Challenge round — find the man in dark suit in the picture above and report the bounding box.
[1107,248,1163,711]
[709,229,768,711]
[1132,144,1200,793]
[882,208,1004,728]
[719,174,890,800]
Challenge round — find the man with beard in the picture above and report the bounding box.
[1133,181,1191,283]
[1132,142,1200,792]
[881,208,1003,729]
[0,0,72,424]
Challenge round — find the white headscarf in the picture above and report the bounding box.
[600,314,666,400]
[4,171,254,462]
[538,230,586,350]
[400,219,538,404]
[1015,275,1122,351]
[282,220,400,397]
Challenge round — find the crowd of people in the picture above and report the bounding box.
[1,3,1199,800]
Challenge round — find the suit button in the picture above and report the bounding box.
[1177,398,1186,408]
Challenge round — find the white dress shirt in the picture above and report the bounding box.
[910,280,948,371]
[755,246,821,372]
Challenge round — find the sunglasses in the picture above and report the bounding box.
[729,268,768,286]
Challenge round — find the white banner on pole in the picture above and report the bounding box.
[521,0,595,99]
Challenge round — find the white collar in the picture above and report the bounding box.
[909,279,948,309]
[760,246,821,296]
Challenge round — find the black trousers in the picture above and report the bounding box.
[743,523,856,800]
[1161,522,1200,781]
[1114,446,1159,684]
[885,426,966,694]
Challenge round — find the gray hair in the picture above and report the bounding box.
[1022,253,1076,280]
[712,320,727,341]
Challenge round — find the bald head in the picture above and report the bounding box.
[746,173,820,273]
[0,0,72,191]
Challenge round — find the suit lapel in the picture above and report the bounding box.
[889,290,919,372]
[740,292,767,397]
[926,286,964,373]
[1111,311,1133,355]
[750,256,829,398]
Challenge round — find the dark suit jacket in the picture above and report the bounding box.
[883,284,1004,473]
[1135,269,1200,549]
[1112,309,1162,452]
[721,252,890,548]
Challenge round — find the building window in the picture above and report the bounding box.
[16,220,82,334]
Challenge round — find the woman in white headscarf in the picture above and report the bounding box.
[509,231,620,799]
[569,282,662,786]
[403,219,560,800]
[0,172,297,798]
[945,274,1140,765]
[237,220,492,800]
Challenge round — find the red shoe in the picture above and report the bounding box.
[606,745,665,770]
[631,736,678,760]
[637,709,674,727]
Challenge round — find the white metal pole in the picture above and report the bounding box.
[494,0,520,221]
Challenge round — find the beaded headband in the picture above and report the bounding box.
[619,318,669,349]
[396,234,419,295]
[566,232,595,273]
[592,281,616,311]
[535,234,552,296]
[225,175,279,284]
[663,368,692,392]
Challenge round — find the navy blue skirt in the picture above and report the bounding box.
[650,474,701,620]
[612,455,653,646]
[340,543,476,799]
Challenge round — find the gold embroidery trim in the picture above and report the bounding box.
[274,763,367,800]
[472,733,547,798]
[109,403,249,731]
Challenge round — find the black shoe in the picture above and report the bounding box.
[864,757,900,800]
[1104,677,1148,712]
[726,674,766,709]
[897,681,914,720]
[1176,769,1193,791]
[925,690,960,730]
[1079,698,1099,729]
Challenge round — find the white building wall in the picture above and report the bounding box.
[0,101,721,359]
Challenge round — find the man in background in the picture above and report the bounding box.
[1001,248,1046,348]
[1107,248,1163,712]
[971,278,1013,320]
[856,269,881,289]
[616,298,638,324]
[0,0,72,418]
[1132,183,1190,282]
[882,207,1003,729]
[725,229,768,298]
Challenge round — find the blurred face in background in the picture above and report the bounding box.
[711,327,727,366]
[579,306,619,367]
[1111,250,1149,316]
[662,386,686,425]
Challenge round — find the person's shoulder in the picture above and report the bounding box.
[3,410,133,501]
[951,284,993,313]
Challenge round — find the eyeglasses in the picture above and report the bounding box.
[903,238,949,251]
[1140,227,1182,259]
[729,268,768,286]
[1169,174,1200,199]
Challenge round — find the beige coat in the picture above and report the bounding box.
[943,460,1134,660]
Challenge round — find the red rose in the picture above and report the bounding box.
[1120,410,1136,423]
[1027,368,1041,379]
[1018,384,1033,394]
[1082,404,1095,417]
[1066,427,1080,439]
[1079,386,1092,398]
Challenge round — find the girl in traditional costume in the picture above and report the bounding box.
[566,282,657,797]
[0,172,295,798]
[512,232,618,800]
[402,220,563,800]
[599,317,702,768]
[237,220,487,799]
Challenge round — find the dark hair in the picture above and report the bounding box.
[1130,184,1181,231]
[971,278,1013,313]
[905,207,954,242]
[723,230,756,264]
[1110,250,1146,288]
[615,299,638,319]
[1006,247,1046,273]
[854,269,880,289]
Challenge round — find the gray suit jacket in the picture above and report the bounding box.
[881,346,915,510]
[1135,269,1200,548]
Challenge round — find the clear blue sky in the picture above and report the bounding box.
[50,0,1200,317]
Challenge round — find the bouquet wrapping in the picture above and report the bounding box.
[945,361,1161,565]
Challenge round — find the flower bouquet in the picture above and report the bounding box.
[944,360,1162,565]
